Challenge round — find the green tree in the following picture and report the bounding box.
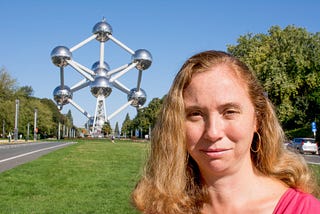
[228,25,320,130]
[130,97,164,137]
[0,67,16,100]
[145,97,163,128]
[15,86,34,98]
[114,122,120,137]
[121,113,132,137]
[0,67,75,139]
[132,109,150,138]
[102,121,112,136]
[65,110,74,127]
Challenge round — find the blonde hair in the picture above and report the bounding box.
[131,50,319,213]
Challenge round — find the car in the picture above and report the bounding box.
[287,138,318,155]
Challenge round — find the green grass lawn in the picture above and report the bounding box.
[310,164,320,186]
[0,139,148,214]
[0,139,319,213]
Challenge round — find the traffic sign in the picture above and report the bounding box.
[312,121,317,132]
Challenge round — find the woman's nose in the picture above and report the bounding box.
[203,115,223,141]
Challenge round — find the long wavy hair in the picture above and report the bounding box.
[131,50,319,214]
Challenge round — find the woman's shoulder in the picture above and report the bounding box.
[273,188,320,214]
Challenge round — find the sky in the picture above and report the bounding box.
[0,0,319,129]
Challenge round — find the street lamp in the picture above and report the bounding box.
[34,108,37,141]
[14,99,19,142]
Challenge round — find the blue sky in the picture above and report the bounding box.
[0,0,319,128]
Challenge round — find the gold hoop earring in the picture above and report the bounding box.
[251,132,262,153]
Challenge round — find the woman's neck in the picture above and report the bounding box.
[201,167,287,214]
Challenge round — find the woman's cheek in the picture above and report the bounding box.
[185,123,202,147]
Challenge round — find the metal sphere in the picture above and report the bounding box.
[132,49,152,70]
[94,68,109,78]
[92,20,112,42]
[128,88,147,107]
[91,61,110,71]
[53,85,72,106]
[51,46,72,67]
[90,76,112,97]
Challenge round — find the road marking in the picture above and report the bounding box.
[0,143,73,163]
[308,161,320,165]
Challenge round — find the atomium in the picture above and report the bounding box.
[51,18,152,137]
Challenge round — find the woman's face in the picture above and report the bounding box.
[183,64,257,180]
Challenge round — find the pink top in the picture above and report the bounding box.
[273,188,320,214]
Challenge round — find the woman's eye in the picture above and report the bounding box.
[186,111,202,120]
[224,109,240,118]
[189,112,201,117]
[190,112,201,116]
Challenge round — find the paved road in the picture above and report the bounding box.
[303,154,320,165]
[0,141,76,173]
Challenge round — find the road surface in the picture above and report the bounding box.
[0,141,76,173]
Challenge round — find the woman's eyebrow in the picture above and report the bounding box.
[218,102,242,111]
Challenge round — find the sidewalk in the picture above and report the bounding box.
[0,139,36,145]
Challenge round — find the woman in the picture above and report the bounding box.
[132,50,320,213]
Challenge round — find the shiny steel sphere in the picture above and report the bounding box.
[128,88,147,107]
[92,20,112,42]
[94,68,109,78]
[90,76,112,97]
[132,49,152,70]
[91,61,110,71]
[51,46,72,67]
[53,85,72,105]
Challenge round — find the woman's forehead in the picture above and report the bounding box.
[183,65,250,102]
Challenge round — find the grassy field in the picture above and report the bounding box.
[0,139,319,213]
[0,139,148,214]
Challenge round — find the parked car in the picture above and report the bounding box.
[287,138,318,155]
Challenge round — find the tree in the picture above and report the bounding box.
[145,97,163,127]
[227,25,320,130]
[15,86,34,98]
[102,121,112,136]
[130,97,164,137]
[0,67,74,139]
[65,110,74,127]
[0,67,16,100]
[114,122,120,137]
[121,113,132,137]
[132,109,150,137]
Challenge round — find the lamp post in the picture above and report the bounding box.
[58,122,61,140]
[27,122,30,142]
[2,120,5,139]
[34,108,37,141]
[14,99,19,142]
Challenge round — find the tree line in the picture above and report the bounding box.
[228,25,320,138]
[0,67,74,139]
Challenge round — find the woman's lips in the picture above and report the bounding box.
[200,148,230,158]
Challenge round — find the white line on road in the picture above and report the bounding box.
[0,143,74,163]
[308,161,320,165]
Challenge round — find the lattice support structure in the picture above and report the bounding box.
[92,95,106,137]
